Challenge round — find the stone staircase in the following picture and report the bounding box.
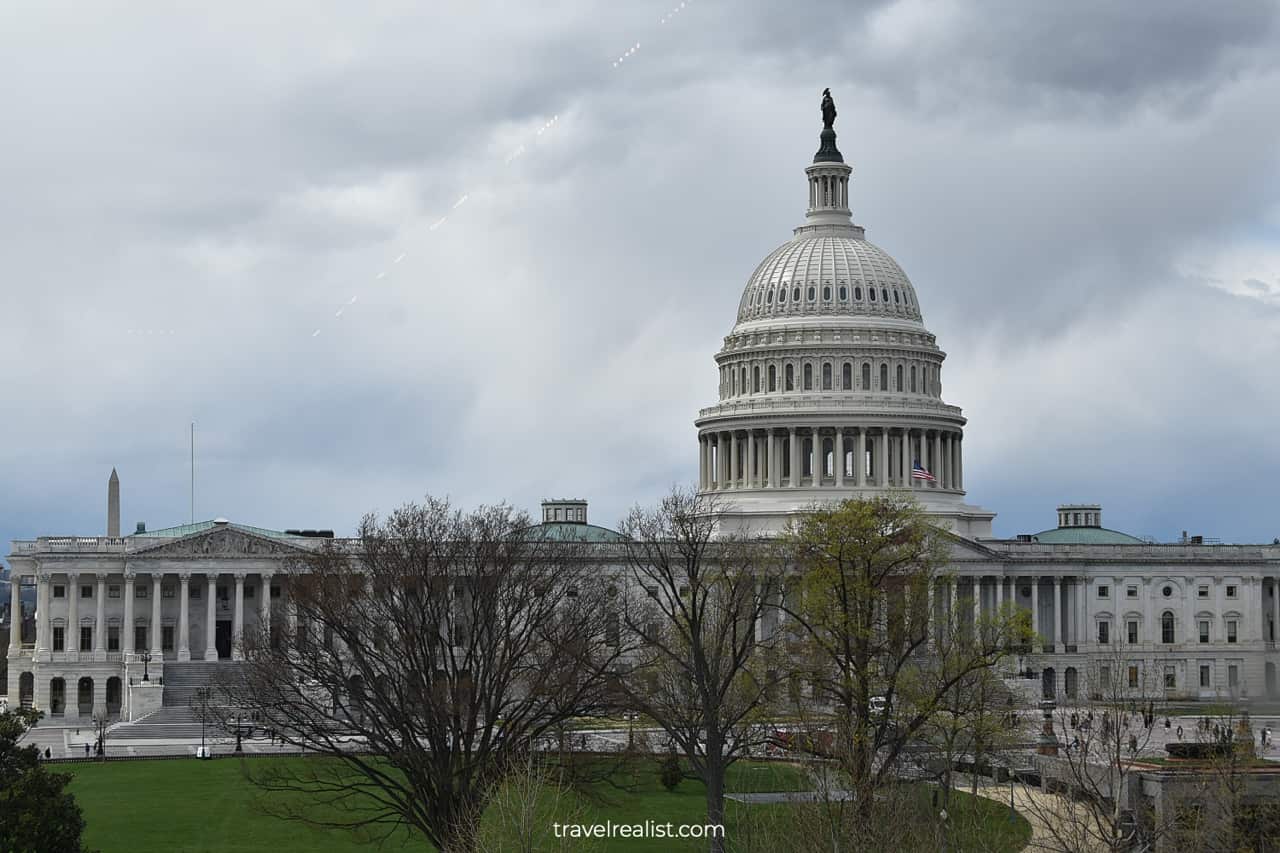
[109,662,244,741]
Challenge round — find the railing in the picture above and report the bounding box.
[698,394,964,421]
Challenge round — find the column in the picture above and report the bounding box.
[204,573,218,661]
[973,576,982,626]
[66,572,80,661]
[927,579,937,646]
[1142,578,1153,645]
[789,428,799,487]
[232,574,245,661]
[810,428,820,484]
[178,573,191,661]
[729,431,739,488]
[997,576,1005,612]
[950,577,959,633]
[747,431,757,488]
[768,432,779,488]
[34,573,49,655]
[1272,576,1279,644]
[93,571,106,655]
[834,430,845,487]
[697,437,706,489]
[956,437,963,491]
[944,434,952,488]
[1031,579,1040,650]
[286,578,299,641]
[855,429,865,486]
[123,573,135,656]
[7,572,20,651]
[933,431,943,489]
[1051,576,1061,650]
[876,430,886,486]
[260,572,274,647]
[150,572,163,658]
[900,428,910,488]
[1081,577,1092,651]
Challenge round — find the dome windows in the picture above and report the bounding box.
[854,286,862,300]
[803,363,813,390]
[807,286,816,301]
[861,362,871,389]
[842,362,852,390]
[896,364,904,391]
[893,290,900,304]
[839,286,847,300]
[882,288,889,302]
[879,363,888,391]
[784,364,795,391]
[822,363,832,390]
[822,285,831,301]
[766,291,773,304]
[752,366,760,393]
[869,288,876,302]
[792,286,801,302]
[768,364,777,391]
[778,288,786,304]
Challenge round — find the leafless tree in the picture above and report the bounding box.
[218,497,627,853]
[616,487,784,853]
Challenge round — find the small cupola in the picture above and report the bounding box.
[1057,504,1102,529]
[541,499,587,524]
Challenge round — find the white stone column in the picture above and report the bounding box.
[1272,576,1279,644]
[746,431,756,488]
[93,571,106,655]
[150,572,163,657]
[997,576,1005,612]
[34,572,49,656]
[927,578,936,647]
[66,572,80,661]
[900,428,910,488]
[768,432,779,488]
[260,572,274,647]
[1142,578,1153,645]
[7,573,20,651]
[973,576,982,626]
[286,578,299,641]
[855,429,865,486]
[232,574,245,661]
[1082,577,1092,651]
[178,573,191,661]
[729,431,739,488]
[878,430,889,487]
[789,428,800,487]
[1031,579,1040,651]
[204,573,218,660]
[956,437,963,491]
[835,430,845,487]
[1051,576,1061,649]
[949,577,958,633]
[123,573,135,656]
[933,431,942,489]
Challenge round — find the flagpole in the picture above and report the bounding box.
[190,421,195,523]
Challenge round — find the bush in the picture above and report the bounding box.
[1165,742,1234,760]
[658,750,682,792]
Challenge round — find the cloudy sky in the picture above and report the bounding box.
[3,0,1279,560]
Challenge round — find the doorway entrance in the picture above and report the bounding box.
[215,620,232,660]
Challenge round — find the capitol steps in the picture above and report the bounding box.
[108,662,246,740]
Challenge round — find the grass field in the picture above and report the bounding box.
[64,757,1030,852]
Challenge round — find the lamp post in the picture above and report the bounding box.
[234,713,244,753]
[140,650,152,683]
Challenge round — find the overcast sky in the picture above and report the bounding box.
[3,0,1279,561]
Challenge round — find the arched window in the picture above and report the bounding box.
[879,363,888,391]
[803,363,813,390]
[869,288,877,302]
[767,290,773,304]
[839,286,847,300]
[1162,611,1175,644]
[862,363,871,389]
[779,287,786,304]
[731,371,736,396]
[823,286,831,300]
[768,365,777,391]
[822,362,832,390]
[753,365,760,393]
[740,367,746,396]
[785,364,794,391]
[842,362,852,390]
[793,286,801,302]
[854,286,862,300]
[893,290,900,303]
[910,365,917,393]
[807,286,816,301]
[882,288,889,302]
[895,364,904,391]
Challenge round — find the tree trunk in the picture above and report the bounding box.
[705,769,727,853]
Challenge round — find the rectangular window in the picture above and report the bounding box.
[162,585,175,599]
[81,585,93,598]
[1097,621,1110,644]
[1128,665,1139,688]
[1228,665,1239,688]
[1227,620,1238,643]
[108,585,121,598]
[162,626,174,651]
[190,584,201,599]
[1200,665,1210,688]
[1100,665,1111,690]
[135,626,147,651]
[1199,620,1209,643]
[1164,666,1176,689]
[80,626,92,652]
[107,626,120,652]
[1226,585,1237,598]
[1097,585,1109,599]
[53,626,65,651]
[136,585,148,599]
[1198,585,1209,598]
[1127,620,1139,645]
[53,585,65,598]
[1126,585,1138,599]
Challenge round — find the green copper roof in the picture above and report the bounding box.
[129,520,306,540]
[1030,526,1145,545]
[530,522,628,543]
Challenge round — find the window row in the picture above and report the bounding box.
[1095,613,1243,645]
[1097,583,1241,600]
[721,359,941,399]
[747,280,916,314]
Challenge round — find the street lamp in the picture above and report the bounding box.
[234,713,244,753]
[140,650,152,682]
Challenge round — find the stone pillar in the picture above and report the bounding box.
[768,432,779,488]
[997,576,1005,612]
[1031,579,1040,651]
[232,574,245,661]
[855,429,865,487]
[93,571,106,655]
[927,579,936,647]
[1142,578,1153,645]
[933,431,943,488]
[1082,577,1092,651]
[950,578,958,633]
[878,429,888,486]
[1272,576,1279,644]
[286,578,299,640]
[34,573,49,656]
[729,431,739,488]
[1051,576,1061,649]
[150,573,163,658]
[956,436,963,491]
[900,429,910,488]
[123,573,135,656]
[178,573,191,661]
[7,573,20,651]
[63,571,79,661]
[260,572,274,648]
[835,429,845,487]
[789,428,800,488]
[204,573,218,661]
[746,431,756,488]
[973,576,982,626]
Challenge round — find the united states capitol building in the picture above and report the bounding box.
[4,103,1279,722]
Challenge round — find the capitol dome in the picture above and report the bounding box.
[694,94,995,539]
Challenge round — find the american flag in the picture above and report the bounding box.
[911,461,936,481]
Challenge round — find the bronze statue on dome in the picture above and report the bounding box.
[821,88,837,130]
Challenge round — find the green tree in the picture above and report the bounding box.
[781,495,1029,824]
[0,708,93,853]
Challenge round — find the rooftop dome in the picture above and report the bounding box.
[736,233,923,325]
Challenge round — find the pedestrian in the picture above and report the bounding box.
[1164,717,1170,729]
[1176,725,1183,741]
[1128,734,1138,754]
[45,747,51,760]
[84,743,90,758]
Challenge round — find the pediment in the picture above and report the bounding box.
[132,526,305,558]
[938,530,1004,562]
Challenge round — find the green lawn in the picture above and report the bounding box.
[64,757,1028,852]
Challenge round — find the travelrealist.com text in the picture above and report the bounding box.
[552,821,726,840]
